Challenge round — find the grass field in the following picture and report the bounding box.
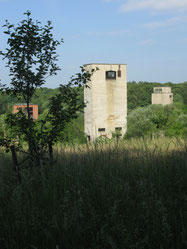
[0,137,187,249]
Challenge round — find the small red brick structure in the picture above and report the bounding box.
[13,104,38,120]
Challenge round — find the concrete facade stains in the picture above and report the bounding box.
[84,63,127,141]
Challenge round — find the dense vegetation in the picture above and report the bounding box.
[127,81,187,110]
[0,138,186,249]
[126,103,187,138]
[0,11,97,167]
[1,81,186,143]
[0,81,186,115]
[126,81,187,139]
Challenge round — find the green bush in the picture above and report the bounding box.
[126,104,187,139]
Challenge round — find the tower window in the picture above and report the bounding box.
[106,71,116,80]
[115,127,122,131]
[169,95,172,98]
[98,128,105,132]
[154,88,162,93]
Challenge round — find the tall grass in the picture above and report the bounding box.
[0,138,187,249]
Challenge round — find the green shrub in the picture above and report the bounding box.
[126,104,187,139]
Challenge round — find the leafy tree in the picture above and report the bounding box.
[59,113,86,144]
[0,114,6,139]
[127,81,187,110]
[33,67,94,151]
[0,11,97,167]
[0,11,62,100]
[125,104,187,139]
[174,93,183,104]
[0,10,63,160]
[125,106,155,138]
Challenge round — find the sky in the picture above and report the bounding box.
[0,0,187,88]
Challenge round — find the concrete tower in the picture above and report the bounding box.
[84,63,127,141]
[152,87,173,105]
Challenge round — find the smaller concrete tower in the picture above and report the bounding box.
[152,87,173,105]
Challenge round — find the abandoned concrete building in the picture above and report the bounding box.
[152,87,173,105]
[84,63,127,141]
[13,104,38,120]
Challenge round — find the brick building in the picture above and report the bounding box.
[13,104,38,120]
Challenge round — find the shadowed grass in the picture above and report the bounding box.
[0,138,187,249]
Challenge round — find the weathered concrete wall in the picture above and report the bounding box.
[84,63,127,141]
[152,87,173,105]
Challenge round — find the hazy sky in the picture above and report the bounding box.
[0,0,187,88]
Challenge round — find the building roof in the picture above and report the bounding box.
[14,104,38,106]
[83,63,127,66]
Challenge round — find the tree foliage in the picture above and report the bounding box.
[0,81,186,116]
[126,104,187,139]
[0,11,96,167]
[127,81,187,110]
[0,11,62,101]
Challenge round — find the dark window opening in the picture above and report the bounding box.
[106,71,116,80]
[155,88,162,93]
[115,127,122,137]
[115,127,122,131]
[169,95,172,98]
[87,135,91,141]
[98,128,105,132]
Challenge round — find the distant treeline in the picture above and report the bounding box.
[0,82,186,115]
[0,87,59,115]
[0,82,186,141]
